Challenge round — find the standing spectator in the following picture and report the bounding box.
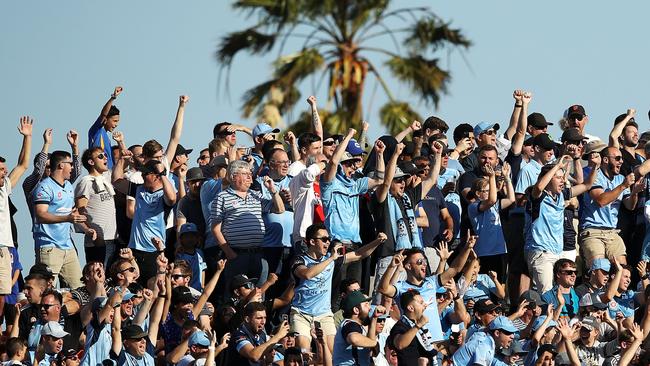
[126,159,176,284]
[211,160,285,296]
[75,147,117,268]
[211,122,252,157]
[33,150,85,289]
[175,223,207,291]
[460,121,499,172]
[250,123,280,176]
[88,86,123,169]
[0,116,32,321]
[228,302,289,365]
[386,290,436,365]
[175,167,206,239]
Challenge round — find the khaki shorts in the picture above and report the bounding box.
[37,247,83,289]
[0,247,13,294]
[289,307,337,341]
[579,228,626,266]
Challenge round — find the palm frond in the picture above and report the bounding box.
[273,48,325,86]
[405,16,471,52]
[216,28,276,66]
[241,80,276,118]
[379,101,422,136]
[386,55,450,106]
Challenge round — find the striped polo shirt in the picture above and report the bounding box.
[209,187,272,248]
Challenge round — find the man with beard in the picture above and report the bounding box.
[230,301,290,365]
[333,291,386,366]
[175,167,206,238]
[452,316,517,366]
[580,147,643,266]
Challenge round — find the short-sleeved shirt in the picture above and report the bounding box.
[468,201,506,257]
[321,172,369,243]
[608,290,636,319]
[393,276,444,342]
[110,339,155,366]
[230,324,269,366]
[581,169,629,229]
[525,188,571,254]
[333,320,371,366]
[542,286,580,320]
[176,194,206,236]
[419,186,449,248]
[32,177,75,250]
[176,250,207,291]
[460,274,497,302]
[513,159,543,215]
[451,330,496,366]
[291,253,343,316]
[209,187,272,249]
[128,185,171,252]
[88,116,115,169]
[74,175,117,245]
[199,178,222,248]
[0,178,13,247]
[288,162,322,242]
[387,319,436,365]
[256,175,293,248]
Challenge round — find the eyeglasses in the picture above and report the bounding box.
[414,258,426,266]
[394,177,406,183]
[132,295,143,299]
[313,236,331,243]
[94,153,106,160]
[40,303,60,311]
[234,172,253,177]
[608,156,623,162]
[271,160,290,166]
[119,267,137,273]
[323,140,336,146]
[171,274,188,280]
[561,270,577,276]
[569,115,585,121]
[480,130,496,136]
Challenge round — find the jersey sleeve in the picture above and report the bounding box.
[33,182,53,205]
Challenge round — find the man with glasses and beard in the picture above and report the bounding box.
[579,147,642,266]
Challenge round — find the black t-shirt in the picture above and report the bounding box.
[19,305,82,351]
[341,321,363,342]
[388,319,435,365]
[370,185,422,257]
[458,168,484,235]
[420,186,449,247]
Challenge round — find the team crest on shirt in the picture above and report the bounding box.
[426,283,433,289]
[57,192,62,199]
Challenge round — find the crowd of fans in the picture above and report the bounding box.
[1,86,650,366]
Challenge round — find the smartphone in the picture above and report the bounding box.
[281,314,288,323]
[314,321,322,330]
[337,246,346,256]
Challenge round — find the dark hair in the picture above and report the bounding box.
[478,145,498,156]
[81,261,103,283]
[24,273,48,283]
[41,289,63,305]
[402,248,425,262]
[263,144,286,163]
[424,116,449,134]
[213,122,232,138]
[107,105,120,118]
[49,150,71,171]
[284,347,303,364]
[619,329,635,344]
[610,264,633,278]
[208,138,221,156]
[142,140,163,159]
[81,147,104,171]
[553,258,576,276]
[453,123,474,143]
[6,337,27,358]
[109,258,132,280]
[413,156,430,168]
[340,279,360,294]
[243,301,266,317]
[182,319,200,330]
[305,223,327,241]
[297,132,321,150]
[128,144,142,152]
[128,282,144,294]
[400,289,421,311]
[427,133,447,147]
[173,260,192,279]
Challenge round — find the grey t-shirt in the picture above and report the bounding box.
[74,175,117,245]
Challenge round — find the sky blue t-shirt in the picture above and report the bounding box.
[88,116,115,169]
[468,201,506,257]
[257,175,293,248]
[291,253,342,316]
[81,321,112,366]
[608,289,636,319]
[176,250,207,291]
[32,177,75,250]
[437,167,461,188]
[321,172,369,243]
[581,169,629,229]
[513,159,542,215]
[393,275,444,342]
[128,186,170,252]
[200,178,222,248]
[525,188,571,254]
[463,274,497,302]
[542,286,579,319]
[451,331,496,366]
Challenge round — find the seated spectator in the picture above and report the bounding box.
[458,256,505,304]
[228,302,289,365]
[451,316,516,365]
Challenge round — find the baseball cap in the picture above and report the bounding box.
[537,344,558,357]
[528,113,554,128]
[579,293,608,310]
[188,330,211,347]
[519,290,545,307]
[590,258,611,273]
[122,324,148,340]
[346,139,366,156]
[171,286,195,305]
[252,123,280,138]
[567,105,586,118]
[56,348,83,363]
[393,167,409,179]
[580,316,600,331]
[341,290,372,313]
[581,140,607,160]
[475,299,501,314]
[179,222,199,236]
[474,122,500,137]
[398,160,424,175]
[186,167,205,182]
[341,151,362,163]
[533,133,556,150]
[523,135,534,146]
[174,144,193,156]
[614,113,638,129]
[230,274,257,291]
[531,315,557,332]
[41,321,70,338]
[488,316,517,333]
[561,128,586,143]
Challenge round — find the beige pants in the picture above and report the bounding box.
[37,247,83,289]
[579,228,626,267]
[0,247,13,294]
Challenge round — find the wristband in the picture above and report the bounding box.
[641,275,648,280]
[514,103,522,107]
[158,294,167,298]
[110,95,117,100]
[208,346,216,351]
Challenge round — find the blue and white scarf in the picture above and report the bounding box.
[388,193,422,250]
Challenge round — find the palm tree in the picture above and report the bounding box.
[216,0,471,135]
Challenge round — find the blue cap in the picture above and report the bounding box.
[108,287,134,302]
[252,123,280,138]
[488,316,517,333]
[591,258,611,273]
[531,315,557,332]
[436,287,448,294]
[346,139,365,156]
[473,122,500,137]
[188,330,210,347]
[179,222,199,236]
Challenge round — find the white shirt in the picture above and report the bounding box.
[288,161,322,242]
[0,178,13,247]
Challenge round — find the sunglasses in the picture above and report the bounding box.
[171,274,188,280]
[394,177,406,183]
[313,236,331,243]
[199,155,210,160]
[480,130,496,136]
[414,258,426,266]
[561,270,577,276]
[218,131,236,137]
[95,153,106,159]
[241,282,255,290]
[569,115,585,121]
[119,267,137,273]
[323,140,336,146]
[608,156,623,162]
[40,303,59,311]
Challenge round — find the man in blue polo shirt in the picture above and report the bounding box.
[525,155,598,292]
[88,86,122,169]
[33,150,86,289]
[580,146,643,266]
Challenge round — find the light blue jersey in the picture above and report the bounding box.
[257,175,293,248]
[451,331,497,366]
[462,274,497,302]
[32,177,75,250]
[608,290,636,319]
[321,171,369,243]
[393,275,444,342]
[176,250,207,291]
[513,159,542,215]
[581,169,629,229]
[128,186,170,252]
[291,253,341,316]
[468,201,506,257]
[525,188,571,254]
[80,321,112,366]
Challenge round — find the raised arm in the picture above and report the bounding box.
[395,121,421,143]
[294,249,341,280]
[510,92,531,155]
[164,95,189,165]
[148,281,166,344]
[478,165,497,212]
[358,121,370,150]
[439,234,476,284]
[589,173,634,207]
[240,321,289,363]
[99,86,122,120]
[306,96,323,146]
[375,143,403,203]
[8,116,33,188]
[284,131,300,162]
[531,157,568,199]
[192,259,226,319]
[609,109,635,148]
[421,141,443,197]
[366,139,386,190]
[262,177,285,214]
[504,90,524,140]
[323,128,356,183]
[601,258,623,303]
[377,251,403,298]
[571,161,599,197]
[111,297,123,356]
[344,233,387,263]
[499,163,516,209]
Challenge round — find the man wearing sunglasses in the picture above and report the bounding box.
[541,259,581,320]
[75,147,117,268]
[459,121,499,172]
[211,121,252,157]
[452,316,516,366]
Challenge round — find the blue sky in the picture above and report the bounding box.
[2,1,649,269]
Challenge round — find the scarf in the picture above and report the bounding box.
[387,193,422,250]
[400,315,435,352]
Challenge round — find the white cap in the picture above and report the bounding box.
[41,321,70,338]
